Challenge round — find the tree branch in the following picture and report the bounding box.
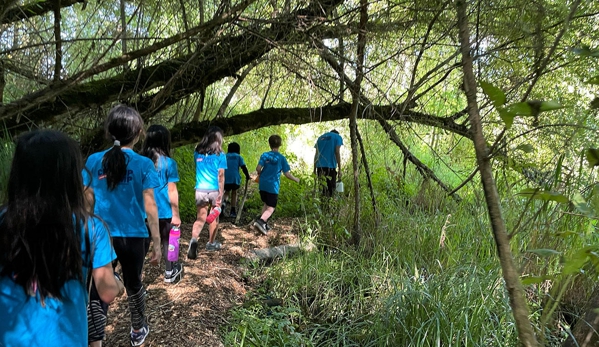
[1,0,84,25]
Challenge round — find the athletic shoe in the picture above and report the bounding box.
[130,324,149,346]
[266,222,272,231]
[230,211,237,218]
[187,240,198,260]
[164,262,183,283]
[205,241,222,251]
[253,218,268,235]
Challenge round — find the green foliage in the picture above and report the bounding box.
[172,145,198,223]
[0,138,14,203]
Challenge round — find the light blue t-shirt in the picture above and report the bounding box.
[83,148,160,238]
[153,156,180,219]
[0,217,116,347]
[194,152,227,191]
[225,153,246,186]
[258,151,290,195]
[315,132,343,169]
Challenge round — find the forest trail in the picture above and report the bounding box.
[104,218,300,347]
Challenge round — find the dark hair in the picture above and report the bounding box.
[269,135,282,149]
[142,124,171,166]
[330,129,339,134]
[195,126,224,155]
[0,130,88,300]
[227,142,240,154]
[103,105,144,190]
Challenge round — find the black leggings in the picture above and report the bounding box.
[316,167,337,197]
[113,237,150,330]
[159,218,174,271]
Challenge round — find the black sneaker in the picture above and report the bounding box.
[187,240,198,260]
[230,211,237,218]
[253,218,268,235]
[164,262,183,283]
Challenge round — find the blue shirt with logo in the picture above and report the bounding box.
[225,153,246,186]
[0,217,116,347]
[194,152,227,191]
[153,156,180,219]
[258,151,290,195]
[315,132,343,169]
[83,148,160,238]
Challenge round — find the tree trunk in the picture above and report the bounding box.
[455,1,539,346]
[348,0,368,245]
[53,0,62,81]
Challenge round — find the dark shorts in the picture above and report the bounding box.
[224,183,240,191]
[259,190,278,208]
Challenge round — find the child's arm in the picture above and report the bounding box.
[168,182,180,226]
[241,165,250,181]
[217,168,225,206]
[284,171,300,183]
[256,164,263,175]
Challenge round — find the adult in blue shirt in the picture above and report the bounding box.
[84,105,161,347]
[0,130,123,347]
[314,129,343,197]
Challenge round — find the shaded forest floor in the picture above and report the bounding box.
[104,217,299,346]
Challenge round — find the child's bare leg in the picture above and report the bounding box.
[208,218,218,244]
[192,205,208,240]
[260,206,275,222]
[231,190,238,208]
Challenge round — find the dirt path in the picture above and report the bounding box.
[104,218,299,346]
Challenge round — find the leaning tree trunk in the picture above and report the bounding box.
[455,1,539,346]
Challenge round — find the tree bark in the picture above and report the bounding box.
[348,0,368,245]
[53,0,62,81]
[2,0,84,25]
[456,1,539,346]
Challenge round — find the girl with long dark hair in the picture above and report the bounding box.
[0,130,123,346]
[187,126,227,258]
[84,105,161,347]
[142,124,183,283]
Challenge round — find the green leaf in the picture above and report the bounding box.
[539,100,564,112]
[517,188,569,203]
[515,144,534,153]
[521,276,547,285]
[572,46,599,58]
[586,149,599,167]
[498,108,515,129]
[562,247,594,275]
[526,249,561,257]
[480,81,506,108]
[505,102,532,116]
[571,192,594,217]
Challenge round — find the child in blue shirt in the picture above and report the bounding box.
[0,130,122,347]
[84,105,161,347]
[253,135,299,234]
[188,126,227,258]
[142,125,183,283]
[223,142,250,218]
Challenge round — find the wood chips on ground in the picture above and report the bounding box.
[104,218,299,347]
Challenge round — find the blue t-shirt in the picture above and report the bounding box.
[258,151,290,195]
[315,132,343,169]
[83,148,160,238]
[153,156,180,219]
[225,153,246,186]
[0,217,116,347]
[194,152,227,191]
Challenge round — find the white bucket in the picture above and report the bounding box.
[336,181,344,193]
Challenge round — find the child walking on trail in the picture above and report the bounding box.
[142,124,183,283]
[188,126,227,259]
[83,105,161,347]
[0,130,123,347]
[253,135,300,234]
[223,142,250,218]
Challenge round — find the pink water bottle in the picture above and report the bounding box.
[167,226,180,262]
[206,206,221,224]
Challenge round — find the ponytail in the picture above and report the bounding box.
[102,105,144,191]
